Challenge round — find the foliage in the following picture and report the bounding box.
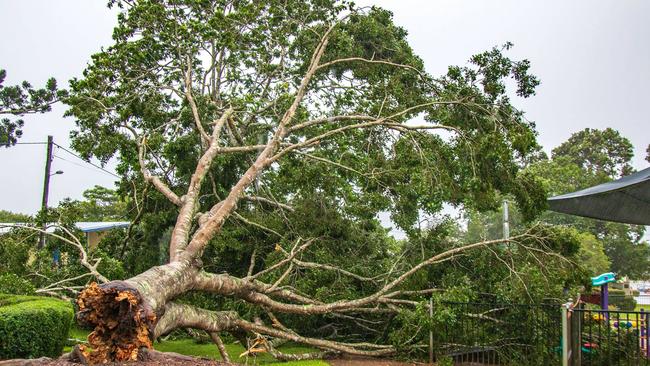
[0,273,35,295]
[56,185,128,222]
[574,231,610,276]
[0,210,31,222]
[551,127,634,178]
[65,0,547,239]
[0,229,33,277]
[0,69,67,147]
[608,295,636,311]
[389,290,562,364]
[464,206,587,301]
[0,294,73,359]
[527,128,649,279]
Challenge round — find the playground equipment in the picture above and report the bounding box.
[591,272,616,311]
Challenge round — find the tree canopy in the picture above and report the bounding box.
[0,69,66,147]
[529,127,649,279]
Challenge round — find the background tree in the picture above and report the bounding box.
[59,0,570,362]
[528,128,649,279]
[0,69,67,146]
[550,127,634,178]
[0,210,31,222]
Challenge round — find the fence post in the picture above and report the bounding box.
[562,301,572,366]
[429,296,433,364]
[640,308,650,358]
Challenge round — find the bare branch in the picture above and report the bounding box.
[169,108,234,261]
[316,57,424,77]
[185,55,210,146]
[1,224,108,284]
[209,332,231,362]
[242,195,294,212]
[137,135,183,207]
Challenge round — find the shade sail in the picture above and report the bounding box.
[547,167,650,225]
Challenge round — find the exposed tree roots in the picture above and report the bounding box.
[76,282,156,364]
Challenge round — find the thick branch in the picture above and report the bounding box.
[169,108,234,261]
[196,234,530,315]
[181,25,334,261]
[155,302,394,357]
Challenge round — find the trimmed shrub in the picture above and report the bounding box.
[610,295,637,311]
[0,294,74,359]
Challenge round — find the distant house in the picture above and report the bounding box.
[0,221,130,249]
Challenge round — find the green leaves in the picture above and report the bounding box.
[0,69,67,146]
[551,127,634,178]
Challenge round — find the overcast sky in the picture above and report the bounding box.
[0,0,648,216]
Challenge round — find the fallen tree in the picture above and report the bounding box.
[59,0,567,363]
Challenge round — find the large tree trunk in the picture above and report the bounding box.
[76,262,199,363]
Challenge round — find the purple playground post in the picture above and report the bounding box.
[601,283,609,320]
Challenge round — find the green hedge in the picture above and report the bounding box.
[0,294,74,359]
[610,295,637,311]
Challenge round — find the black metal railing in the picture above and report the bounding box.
[571,305,650,366]
[439,301,562,365]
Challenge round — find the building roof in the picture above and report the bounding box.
[0,221,130,234]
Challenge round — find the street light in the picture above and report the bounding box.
[50,170,64,176]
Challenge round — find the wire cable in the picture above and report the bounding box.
[52,142,121,178]
[13,141,47,145]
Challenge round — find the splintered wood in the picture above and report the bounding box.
[76,282,156,364]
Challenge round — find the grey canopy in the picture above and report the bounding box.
[547,167,650,225]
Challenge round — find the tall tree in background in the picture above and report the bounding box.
[551,127,634,178]
[529,128,649,279]
[0,69,67,146]
[61,0,566,362]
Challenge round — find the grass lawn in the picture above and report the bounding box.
[634,304,649,312]
[65,327,328,365]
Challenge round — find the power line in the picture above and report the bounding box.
[52,142,121,179]
[14,141,47,145]
[53,154,107,175]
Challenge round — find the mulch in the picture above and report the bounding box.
[326,354,428,366]
[1,352,433,366]
[0,350,234,366]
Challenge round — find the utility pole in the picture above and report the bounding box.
[39,135,54,249]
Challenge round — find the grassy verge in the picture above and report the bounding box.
[65,327,328,365]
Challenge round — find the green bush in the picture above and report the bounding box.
[610,295,637,311]
[0,294,73,359]
[0,273,36,295]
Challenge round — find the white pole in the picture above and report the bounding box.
[503,200,510,240]
[562,304,568,366]
[429,296,433,364]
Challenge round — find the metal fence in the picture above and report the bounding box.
[569,305,650,366]
[439,302,562,365]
